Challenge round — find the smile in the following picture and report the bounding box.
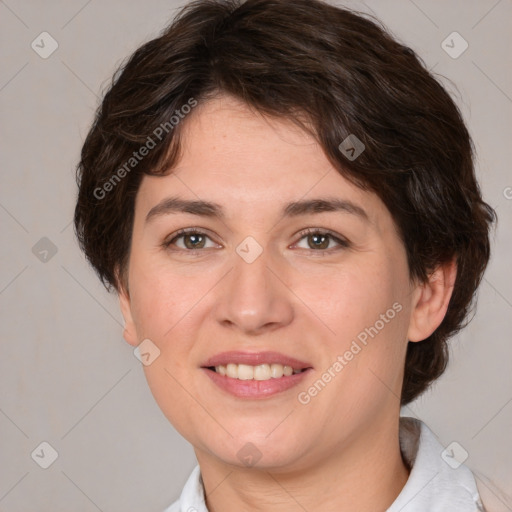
[201,351,313,398]
[210,363,306,380]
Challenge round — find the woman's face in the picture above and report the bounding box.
[120,95,422,470]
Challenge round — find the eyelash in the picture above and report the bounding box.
[162,227,350,254]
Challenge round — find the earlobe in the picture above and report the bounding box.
[118,280,139,347]
[407,259,457,342]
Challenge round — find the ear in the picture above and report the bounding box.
[407,259,457,342]
[117,272,139,347]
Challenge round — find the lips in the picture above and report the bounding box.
[201,351,312,370]
[201,351,313,399]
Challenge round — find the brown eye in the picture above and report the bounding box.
[307,233,330,250]
[182,233,206,249]
[295,229,350,252]
[164,229,218,251]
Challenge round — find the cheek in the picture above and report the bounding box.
[296,259,400,339]
[141,356,200,444]
[128,256,208,340]
[311,312,408,434]
[302,258,410,401]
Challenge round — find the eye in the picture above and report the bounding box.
[163,228,220,251]
[293,228,350,252]
[162,227,350,253]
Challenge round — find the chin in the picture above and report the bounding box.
[200,430,308,470]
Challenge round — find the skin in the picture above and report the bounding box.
[119,95,456,512]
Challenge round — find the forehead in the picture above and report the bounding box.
[135,95,392,231]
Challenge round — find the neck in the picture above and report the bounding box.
[195,416,410,512]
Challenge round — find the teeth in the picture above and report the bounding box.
[214,363,303,380]
[237,364,254,380]
[254,364,270,380]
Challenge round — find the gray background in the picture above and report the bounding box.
[1,0,511,510]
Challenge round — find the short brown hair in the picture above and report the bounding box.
[74,0,496,404]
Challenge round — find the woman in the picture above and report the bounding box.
[74,0,497,509]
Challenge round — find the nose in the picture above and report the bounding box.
[213,244,294,336]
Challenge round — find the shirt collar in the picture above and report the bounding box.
[388,417,484,511]
[166,417,484,512]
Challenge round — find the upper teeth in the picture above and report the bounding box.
[215,363,302,380]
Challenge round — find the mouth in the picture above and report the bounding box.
[201,351,313,399]
[206,363,307,380]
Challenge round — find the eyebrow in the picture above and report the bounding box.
[145,196,369,223]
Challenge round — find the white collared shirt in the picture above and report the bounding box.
[164,417,484,511]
